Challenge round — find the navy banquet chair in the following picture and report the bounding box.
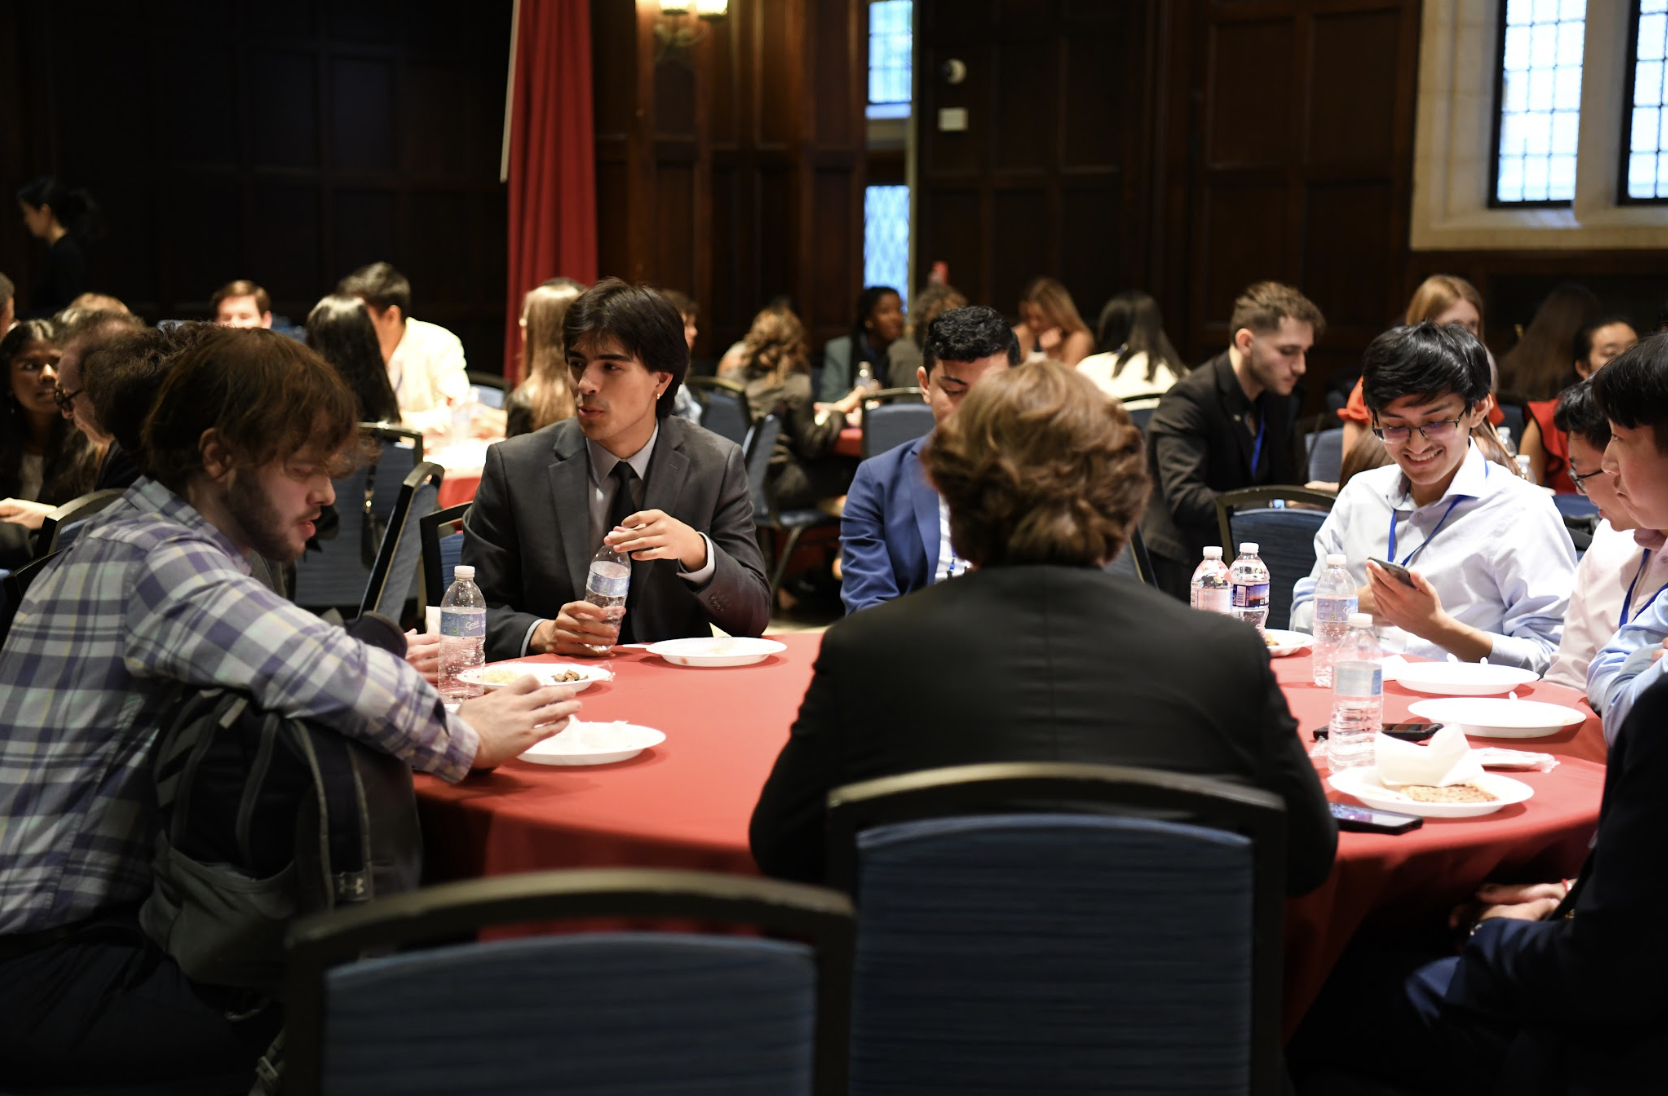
[1214,486,1337,631]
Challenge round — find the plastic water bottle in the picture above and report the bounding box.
[1229,542,1271,633]
[1190,546,1232,615]
[854,359,877,394]
[583,544,631,654]
[438,565,487,701]
[1496,425,1516,458]
[450,389,479,447]
[1311,553,1358,688]
[1515,453,1533,481]
[1327,613,1383,772]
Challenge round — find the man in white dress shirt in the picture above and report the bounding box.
[337,261,468,431]
[1582,338,1668,738]
[1543,381,1668,692]
[1291,322,1573,671]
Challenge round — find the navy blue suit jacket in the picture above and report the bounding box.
[839,435,940,614]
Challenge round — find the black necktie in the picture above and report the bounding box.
[607,462,641,642]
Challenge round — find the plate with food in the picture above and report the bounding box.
[645,637,787,668]
[1392,662,1540,696]
[518,720,665,766]
[1328,767,1533,818]
[1407,698,1585,739]
[460,662,613,692]
[1262,629,1312,657]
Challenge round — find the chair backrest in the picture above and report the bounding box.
[1118,391,1167,435]
[861,398,934,459]
[1307,427,1345,484]
[360,461,444,622]
[745,414,784,523]
[1497,402,1526,449]
[292,425,423,614]
[1215,487,1336,631]
[826,762,1286,1096]
[1102,524,1156,585]
[466,371,508,410]
[698,385,751,448]
[33,488,124,559]
[420,502,473,608]
[283,868,854,1096]
[0,549,63,651]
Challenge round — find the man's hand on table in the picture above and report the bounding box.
[460,677,581,770]
[1448,880,1568,932]
[532,601,622,657]
[405,629,440,684]
[0,497,54,530]
[606,511,707,571]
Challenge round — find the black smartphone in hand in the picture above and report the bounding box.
[1331,801,1423,834]
[1366,557,1417,587]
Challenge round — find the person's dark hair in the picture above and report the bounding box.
[1,318,97,505]
[907,284,969,350]
[1360,322,1492,416]
[1230,281,1326,339]
[16,176,105,242]
[336,261,412,318]
[923,361,1149,569]
[305,294,402,424]
[662,289,698,320]
[83,322,218,454]
[57,308,144,353]
[1573,313,1638,366]
[1497,282,1599,401]
[923,305,1023,373]
[849,285,901,362]
[739,304,810,383]
[1552,378,1611,450]
[562,278,689,418]
[1591,334,1668,452]
[1095,290,1187,383]
[211,279,272,317]
[143,328,360,491]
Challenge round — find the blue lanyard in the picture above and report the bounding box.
[1620,549,1668,628]
[1250,414,1267,474]
[1387,496,1463,568]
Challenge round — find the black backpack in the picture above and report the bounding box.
[138,613,424,993]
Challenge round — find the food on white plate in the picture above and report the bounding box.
[473,665,585,685]
[1402,782,1497,804]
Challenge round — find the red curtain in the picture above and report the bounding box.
[504,0,598,384]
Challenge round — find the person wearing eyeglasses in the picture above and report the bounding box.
[0,318,99,567]
[1539,380,1668,692]
[1290,322,1574,670]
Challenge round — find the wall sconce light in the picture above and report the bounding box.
[655,0,728,53]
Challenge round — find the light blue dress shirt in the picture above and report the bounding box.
[1290,442,1574,671]
[1585,552,1668,745]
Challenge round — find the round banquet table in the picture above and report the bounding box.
[413,634,1605,1039]
[834,426,862,458]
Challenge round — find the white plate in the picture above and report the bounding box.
[1408,698,1586,739]
[518,720,665,766]
[1262,629,1312,657]
[1328,767,1534,818]
[460,662,613,693]
[646,637,787,667]
[1393,662,1541,696]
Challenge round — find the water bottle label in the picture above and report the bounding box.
[586,564,631,599]
[1316,596,1359,623]
[1231,582,1269,609]
[1333,663,1382,698]
[440,609,485,638]
[1195,588,1231,614]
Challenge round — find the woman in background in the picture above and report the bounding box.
[16,177,103,318]
[0,319,97,565]
[305,294,402,424]
[817,286,905,402]
[1077,290,1187,402]
[1496,282,1599,403]
[505,279,586,437]
[1520,314,1639,491]
[885,283,968,389]
[1012,276,1094,366]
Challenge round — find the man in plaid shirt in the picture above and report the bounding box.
[0,328,579,1089]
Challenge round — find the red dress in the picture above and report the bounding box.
[1525,398,1574,494]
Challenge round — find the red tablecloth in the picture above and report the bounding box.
[415,636,1604,1039]
[437,469,483,510]
[834,426,862,458]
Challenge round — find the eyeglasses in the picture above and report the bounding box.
[1371,419,1466,444]
[1569,466,1608,497]
[52,385,83,415]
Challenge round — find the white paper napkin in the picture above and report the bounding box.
[1379,655,1412,682]
[1374,725,1484,787]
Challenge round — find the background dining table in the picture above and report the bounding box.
[413,632,1605,1040]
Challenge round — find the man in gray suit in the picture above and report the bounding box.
[462,279,771,660]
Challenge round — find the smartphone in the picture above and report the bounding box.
[1330,801,1423,834]
[1310,722,1441,742]
[1366,557,1416,586]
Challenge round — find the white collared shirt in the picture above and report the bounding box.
[1290,442,1575,671]
[933,496,969,584]
[1546,522,1668,691]
[1585,533,1668,744]
[388,317,469,429]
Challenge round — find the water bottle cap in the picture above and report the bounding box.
[454,565,475,580]
[1203,546,1222,559]
[1348,612,1372,628]
[1239,542,1258,555]
[1326,553,1346,567]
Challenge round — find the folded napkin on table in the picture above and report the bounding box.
[1379,655,1412,682]
[1374,724,1483,787]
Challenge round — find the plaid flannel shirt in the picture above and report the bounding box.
[0,478,477,934]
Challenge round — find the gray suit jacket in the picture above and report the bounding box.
[461,416,772,660]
